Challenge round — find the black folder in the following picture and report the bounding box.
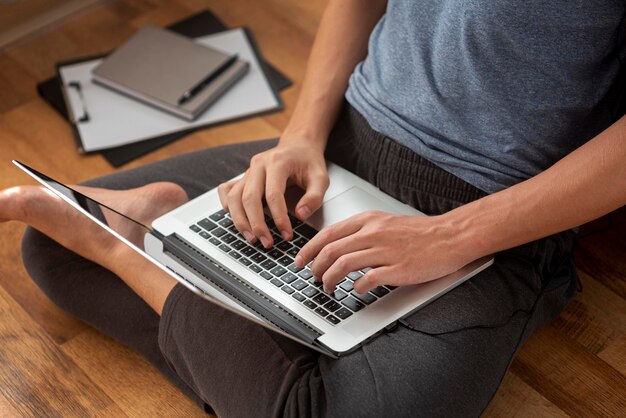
[37,10,292,167]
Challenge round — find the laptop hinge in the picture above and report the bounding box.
[162,233,322,344]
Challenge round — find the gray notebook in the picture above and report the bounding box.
[92,25,249,120]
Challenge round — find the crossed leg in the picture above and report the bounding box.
[3,138,578,417]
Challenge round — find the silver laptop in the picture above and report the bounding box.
[14,160,493,358]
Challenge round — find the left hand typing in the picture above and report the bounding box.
[295,210,474,294]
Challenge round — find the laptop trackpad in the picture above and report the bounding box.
[306,187,402,230]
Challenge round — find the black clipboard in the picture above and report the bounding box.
[37,10,292,167]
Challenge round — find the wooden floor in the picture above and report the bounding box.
[0,0,624,416]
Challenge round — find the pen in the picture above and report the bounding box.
[178,54,239,105]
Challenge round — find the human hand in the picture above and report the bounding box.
[295,210,474,293]
[218,139,329,248]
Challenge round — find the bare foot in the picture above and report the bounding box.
[0,182,188,271]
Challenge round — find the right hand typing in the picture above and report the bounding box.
[217,139,329,248]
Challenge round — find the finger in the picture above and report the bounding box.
[217,180,237,211]
[241,164,272,247]
[320,249,383,293]
[265,164,292,241]
[227,181,255,243]
[296,215,364,267]
[295,169,329,220]
[353,266,397,294]
[309,234,371,280]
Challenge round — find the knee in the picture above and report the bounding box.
[21,226,88,308]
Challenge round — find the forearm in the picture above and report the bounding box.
[281,0,387,151]
[450,116,626,259]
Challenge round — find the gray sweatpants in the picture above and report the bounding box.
[22,104,578,417]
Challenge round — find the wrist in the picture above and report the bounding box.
[279,127,328,153]
[437,204,492,262]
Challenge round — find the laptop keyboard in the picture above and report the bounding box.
[188,209,396,326]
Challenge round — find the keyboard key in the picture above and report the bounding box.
[249,264,262,273]
[198,218,217,231]
[291,279,307,291]
[199,231,211,239]
[352,291,377,305]
[277,255,293,266]
[292,292,306,302]
[251,253,267,264]
[231,240,246,250]
[260,271,273,280]
[295,224,317,239]
[277,241,292,252]
[281,285,295,294]
[303,300,317,310]
[229,252,242,260]
[271,233,283,245]
[312,293,331,305]
[314,307,329,318]
[221,233,236,244]
[288,214,302,227]
[239,258,252,266]
[268,248,283,259]
[386,285,398,290]
[208,237,221,246]
[270,278,283,287]
[287,248,299,257]
[293,237,308,248]
[218,244,230,253]
[211,227,227,237]
[307,278,323,287]
[209,210,226,221]
[189,224,201,232]
[288,264,303,273]
[324,300,341,312]
[371,286,390,297]
[241,246,257,257]
[342,297,365,312]
[331,289,348,301]
[281,273,297,284]
[339,280,354,292]
[325,315,341,325]
[335,308,354,320]
[270,266,287,277]
[361,267,373,273]
[218,218,233,228]
[298,269,313,279]
[347,271,363,280]
[302,286,319,298]
[260,259,277,270]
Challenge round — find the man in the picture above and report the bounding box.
[2,1,625,416]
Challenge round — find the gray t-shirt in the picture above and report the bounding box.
[346,0,624,193]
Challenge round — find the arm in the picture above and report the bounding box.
[220,0,387,246]
[452,114,626,259]
[281,0,388,152]
[298,117,626,293]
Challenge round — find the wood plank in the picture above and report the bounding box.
[0,282,125,416]
[574,207,626,300]
[549,271,625,355]
[0,0,101,50]
[484,372,570,418]
[0,54,39,113]
[61,328,208,417]
[512,325,626,417]
[598,334,626,375]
